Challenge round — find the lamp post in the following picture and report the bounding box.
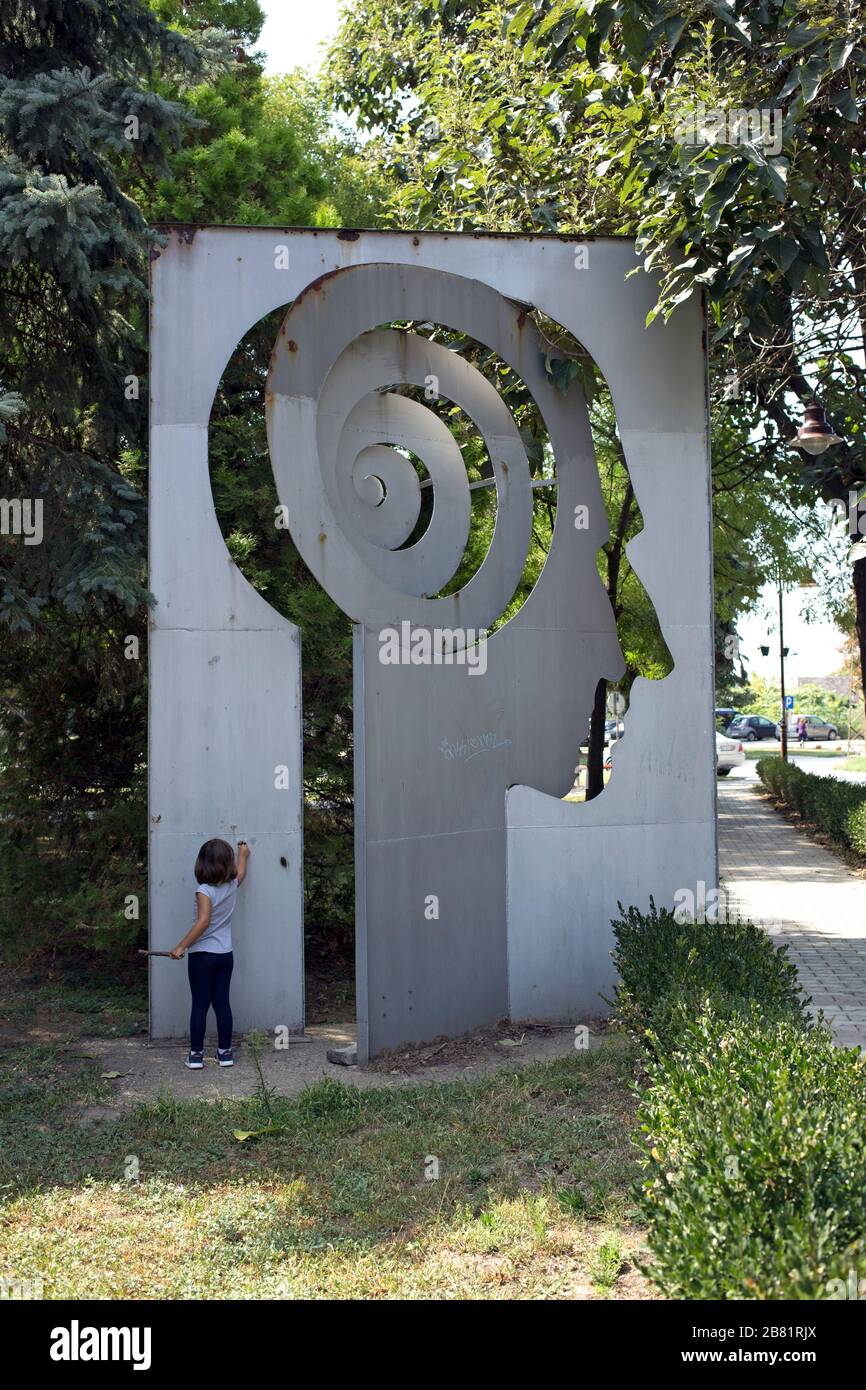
[759,587,791,762]
[778,587,788,763]
[785,399,844,758]
[788,399,843,456]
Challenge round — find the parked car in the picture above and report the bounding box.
[716,731,745,776]
[775,715,839,741]
[715,707,740,731]
[603,719,625,746]
[726,714,778,742]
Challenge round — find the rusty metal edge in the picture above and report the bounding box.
[151,224,637,243]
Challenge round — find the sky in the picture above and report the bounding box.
[259,0,344,74]
[738,587,845,687]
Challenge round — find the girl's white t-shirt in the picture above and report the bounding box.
[189,877,238,954]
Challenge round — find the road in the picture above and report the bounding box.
[724,748,866,785]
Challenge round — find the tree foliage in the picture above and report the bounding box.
[0,0,233,958]
[326,0,865,697]
[0,0,375,961]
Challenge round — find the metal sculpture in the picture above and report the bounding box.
[148,231,715,1057]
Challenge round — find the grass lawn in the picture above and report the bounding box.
[0,1011,649,1299]
[838,756,866,772]
[0,968,147,1040]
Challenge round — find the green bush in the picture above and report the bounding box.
[610,899,807,1048]
[0,789,145,962]
[611,898,865,1298]
[756,757,866,858]
[848,801,866,856]
[636,1008,866,1299]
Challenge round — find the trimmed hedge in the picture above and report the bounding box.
[614,899,866,1299]
[610,899,807,1050]
[636,1008,866,1299]
[756,756,866,856]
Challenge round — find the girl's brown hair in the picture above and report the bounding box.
[194,838,236,886]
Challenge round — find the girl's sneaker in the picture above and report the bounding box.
[185,1050,204,1070]
[216,1048,234,1068]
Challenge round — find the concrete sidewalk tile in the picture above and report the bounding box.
[719,781,866,1051]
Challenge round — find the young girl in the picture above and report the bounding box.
[170,838,250,1070]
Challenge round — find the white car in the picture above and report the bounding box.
[716,730,745,777]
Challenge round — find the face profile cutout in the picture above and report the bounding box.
[266,263,626,1054]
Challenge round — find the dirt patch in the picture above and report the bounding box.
[369,1016,613,1074]
[304,953,355,1025]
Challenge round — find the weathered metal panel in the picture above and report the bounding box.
[148,314,303,1040]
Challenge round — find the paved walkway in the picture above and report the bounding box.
[718,780,866,1049]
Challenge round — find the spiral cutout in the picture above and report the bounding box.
[266,263,599,632]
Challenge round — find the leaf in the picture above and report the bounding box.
[829,38,855,71]
[800,223,829,269]
[621,13,648,61]
[767,236,801,273]
[785,255,808,293]
[100,1070,129,1079]
[832,89,860,122]
[585,29,602,69]
[506,3,534,41]
[782,25,822,56]
[707,0,751,46]
[497,1037,527,1047]
[727,240,757,268]
[725,248,757,286]
[762,158,789,201]
[671,286,695,307]
[703,182,741,231]
[547,356,582,394]
[775,68,803,103]
[233,1124,285,1142]
[663,16,689,51]
[798,59,825,103]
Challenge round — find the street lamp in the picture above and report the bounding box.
[781,403,844,754]
[789,399,843,456]
[760,599,792,762]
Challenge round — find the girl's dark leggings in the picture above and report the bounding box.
[187,950,233,1052]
